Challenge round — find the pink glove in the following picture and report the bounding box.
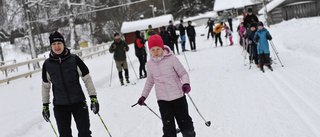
[137,96,146,105]
[182,84,191,94]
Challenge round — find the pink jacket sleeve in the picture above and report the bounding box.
[141,63,155,98]
[172,56,190,84]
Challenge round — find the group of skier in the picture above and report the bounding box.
[41,19,197,136]
[40,7,276,137]
[238,8,273,72]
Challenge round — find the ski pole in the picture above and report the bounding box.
[270,41,279,54]
[186,94,211,127]
[269,41,284,67]
[126,53,139,80]
[97,113,112,137]
[48,119,58,137]
[131,103,181,133]
[109,59,114,87]
[182,52,193,71]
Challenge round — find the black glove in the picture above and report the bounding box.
[42,103,50,122]
[254,35,260,43]
[110,45,116,49]
[267,35,272,40]
[124,47,129,51]
[90,95,99,114]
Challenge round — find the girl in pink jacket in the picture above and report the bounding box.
[137,35,195,137]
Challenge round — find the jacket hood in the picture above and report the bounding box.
[150,45,172,62]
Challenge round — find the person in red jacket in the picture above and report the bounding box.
[137,35,196,137]
[134,30,147,79]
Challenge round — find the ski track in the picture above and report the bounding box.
[265,71,320,136]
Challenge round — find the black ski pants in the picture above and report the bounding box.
[188,36,196,50]
[207,29,214,39]
[170,38,179,54]
[158,96,195,137]
[54,101,92,137]
[136,54,147,76]
[215,33,223,46]
[258,53,271,68]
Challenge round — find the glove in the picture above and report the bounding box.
[123,47,129,51]
[248,40,253,44]
[137,96,146,106]
[90,95,99,114]
[267,35,272,40]
[254,35,260,43]
[110,45,116,49]
[42,103,50,122]
[182,84,191,94]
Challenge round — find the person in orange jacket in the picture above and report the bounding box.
[214,22,226,47]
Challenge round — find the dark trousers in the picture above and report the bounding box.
[136,54,147,76]
[228,19,233,32]
[207,29,214,39]
[215,33,223,46]
[188,36,196,50]
[249,45,258,64]
[118,69,129,82]
[158,96,195,137]
[170,39,179,54]
[258,53,271,69]
[54,101,92,137]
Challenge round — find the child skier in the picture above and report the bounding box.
[247,23,259,66]
[214,22,226,47]
[225,26,233,45]
[137,35,196,137]
[239,22,246,47]
[254,22,273,72]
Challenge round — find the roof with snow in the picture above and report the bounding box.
[214,0,262,11]
[258,0,285,14]
[121,14,174,34]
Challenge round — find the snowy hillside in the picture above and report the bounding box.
[1,16,320,137]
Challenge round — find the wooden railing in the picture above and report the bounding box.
[0,42,111,84]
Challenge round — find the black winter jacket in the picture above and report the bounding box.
[187,25,196,37]
[179,24,186,36]
[134,34,147,57]
[42,48,88,105]
[243,14,259,28]
[167,25,178,40]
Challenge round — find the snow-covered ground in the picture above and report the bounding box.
[1,16,320,137]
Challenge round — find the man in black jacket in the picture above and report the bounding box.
[179,20,187,52]
[167,20,179,54]
[205,18,215,40]
[134,30,147,79]
[42,31,99,137]
[187,21,196,51]
[243,8,259,29]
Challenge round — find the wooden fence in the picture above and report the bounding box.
[0,42,111,84]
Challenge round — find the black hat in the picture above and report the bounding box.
[257,21,263,27]
[135,30,141,36]
[148,25,152,28]
[220,22,224,25]
[250,22,257,28]
[248,8,253,13]
[180,20,183,23]
[114,33,120,37]
[169,20,173,23]
[49,31,65,45]
[188,21,192,23]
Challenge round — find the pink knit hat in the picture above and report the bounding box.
[148,35,164,50]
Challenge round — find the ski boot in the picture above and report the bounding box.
[260,67,265,73]
[267,65,273,71]
[126,78,130,84]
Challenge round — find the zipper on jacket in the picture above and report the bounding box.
[157,61,171,100]
[59,62,72,105]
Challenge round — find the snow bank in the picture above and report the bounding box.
[258,0,285,14]
[214,0,261,11]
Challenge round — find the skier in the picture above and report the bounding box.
[187,20,197,51]
[137,35,196,137]
[243,8,259,29]
[225,26,233,45]
[167,20,179,55]
[214,22,225,47]
[247,23,259,67]
[179,20,188,52]
[42,31,99,137]
[160,26,171,47]
[146,25,156,40]
[254,22,273,72]
[239,22,246,46]
[109,33,130,85]
[205,18,215,40]
[134,30,147,79]
[227,11,233,32]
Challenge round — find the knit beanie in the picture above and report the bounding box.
[148,35,164,50]
[49,31,65,45]
[114,33,120,37]
[257,21,264,27]
[248,8,253,13]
